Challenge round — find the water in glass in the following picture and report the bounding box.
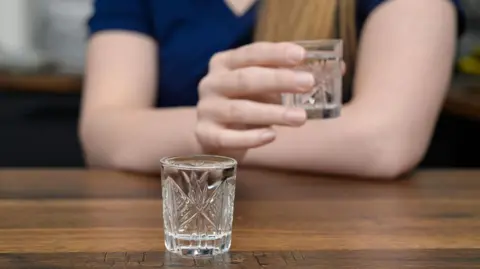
[161,155,237,256]
[283,39,343,119]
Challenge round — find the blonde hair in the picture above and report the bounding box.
[255,0,357,84]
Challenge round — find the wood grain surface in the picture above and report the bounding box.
[0,168,479,268]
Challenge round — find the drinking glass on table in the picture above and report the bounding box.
[160,155,237,256]
[282,39,343,119]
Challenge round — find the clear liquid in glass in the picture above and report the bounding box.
[283,57,342,119]
[283,39,343,119]
[161,155,237,257]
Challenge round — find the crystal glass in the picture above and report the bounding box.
[160,155,237,257]
[282,39,343,119]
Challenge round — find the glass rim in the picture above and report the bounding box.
[160,154,237,170]
[293,39,342,46]
[293,39,343,56]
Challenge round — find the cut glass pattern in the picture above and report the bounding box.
[161,155,237,256]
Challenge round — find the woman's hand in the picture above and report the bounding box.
[195,42,315,156]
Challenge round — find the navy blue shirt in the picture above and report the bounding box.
[89,0,464,107]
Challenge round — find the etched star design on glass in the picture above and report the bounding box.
[160,155,237,257]
[282,39,343,119]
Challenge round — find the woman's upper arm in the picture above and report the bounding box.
[351,0,458,169]
[82,0,158,115]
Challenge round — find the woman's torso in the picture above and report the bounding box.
[153,0,370,106]
[147,0,462,107]
[89,0,463,107]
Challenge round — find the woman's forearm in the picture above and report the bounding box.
[242,104,399,178]
[80,103,396,177]
[243,0,458,179]
[80,107,200,173]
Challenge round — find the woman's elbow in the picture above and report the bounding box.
[80,138,141,172]
[79,122,111,169]
[79,116,128,171]
[366,132,427,180]
[369,147,422,180]
[81,126,156,175]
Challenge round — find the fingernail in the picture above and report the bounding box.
[287,47,305,63]
[260,130,276,142]
[295,72,315,90]
[284,108,306,125]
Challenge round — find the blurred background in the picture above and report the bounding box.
[0,0,478,168]
[0,0,90,167]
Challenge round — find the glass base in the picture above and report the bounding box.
[305,104,341,119]
[164,232,232,257]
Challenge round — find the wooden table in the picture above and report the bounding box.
[0,169,479,268]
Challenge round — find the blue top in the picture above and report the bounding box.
[89,0,464,107]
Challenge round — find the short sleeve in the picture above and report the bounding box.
[357,0,466,36]
[88,0,154,37]
[451,0,466,35]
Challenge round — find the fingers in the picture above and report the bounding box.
[199,67,314,98]
[209,42,306,71]
[198,98,307,127]
[250,93,282,105]
[196,122,277,150]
